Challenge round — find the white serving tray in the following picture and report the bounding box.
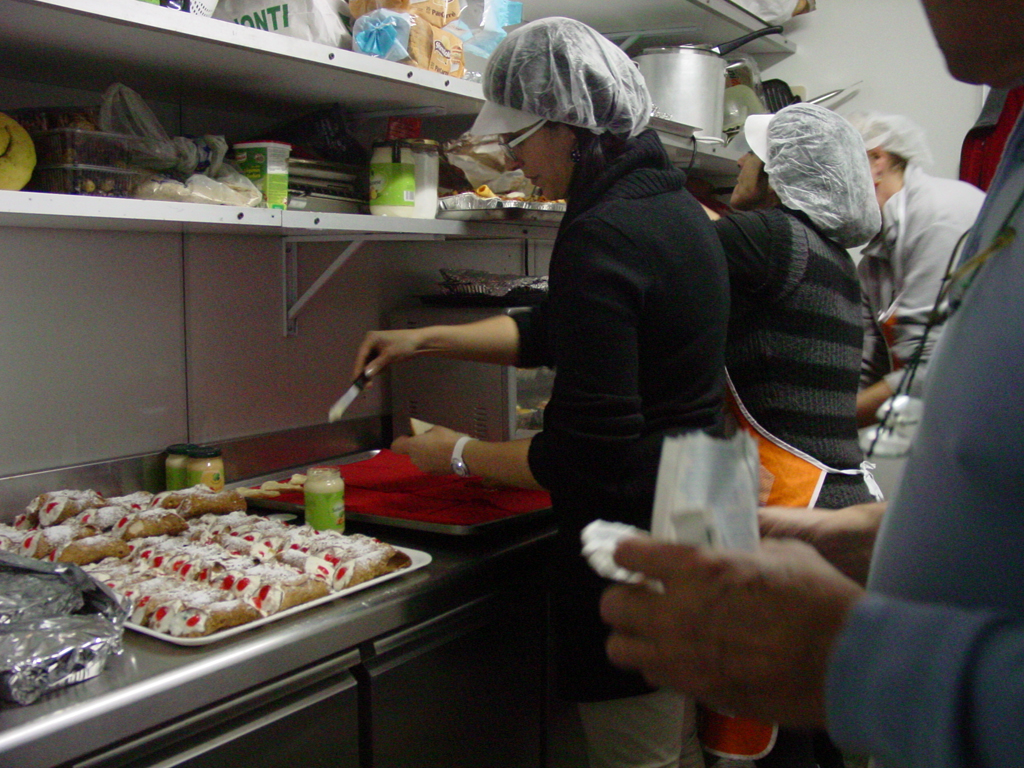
[125,547,431,646]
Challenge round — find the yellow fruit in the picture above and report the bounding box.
[0,112,37,191]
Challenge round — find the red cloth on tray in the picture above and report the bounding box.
[268,450,551,527]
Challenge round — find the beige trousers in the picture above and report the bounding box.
[578,690,704,768]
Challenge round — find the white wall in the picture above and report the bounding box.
[763,0,985,180]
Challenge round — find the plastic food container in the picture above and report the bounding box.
[28,164,147,197]
[31,129,138,168]
[10,106,100,133]
[369,139,439,218]
[234,140,291,210]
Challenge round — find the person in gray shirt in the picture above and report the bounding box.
[598,1,1024,766]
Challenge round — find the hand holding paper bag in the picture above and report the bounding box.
[597,432,866,728]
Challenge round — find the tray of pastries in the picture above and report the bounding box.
[0,486,428,645]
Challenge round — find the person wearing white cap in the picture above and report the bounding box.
[700,103,881,768]
[845,112,985,426]
[351,16,730,768]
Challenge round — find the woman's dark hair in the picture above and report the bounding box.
[565,127,630,201]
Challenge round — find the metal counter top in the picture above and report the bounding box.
[0,521,555,768]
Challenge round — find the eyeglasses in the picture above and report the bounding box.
[499,119,547,164]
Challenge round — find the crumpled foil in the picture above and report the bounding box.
[438,268,548,298]
[0,552,129,705]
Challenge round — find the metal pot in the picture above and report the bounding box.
[635,26,782,144]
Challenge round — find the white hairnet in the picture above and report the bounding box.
[481,17,652,138]
[846,111,934,168]
[762,103,881,248]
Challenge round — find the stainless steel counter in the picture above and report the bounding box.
[0,521,555,768]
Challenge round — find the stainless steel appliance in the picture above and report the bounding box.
[388,305,555,442]
[634,26,782,143]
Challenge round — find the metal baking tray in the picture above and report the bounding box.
[246,495,553,536]
[126,547,431,646]
[242,451,553,536]
[437,192,565,222]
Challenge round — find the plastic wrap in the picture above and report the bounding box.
[0,553,128,705]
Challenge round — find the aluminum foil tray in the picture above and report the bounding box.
[437,192,565,222]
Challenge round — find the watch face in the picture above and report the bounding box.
[451,457,469,477]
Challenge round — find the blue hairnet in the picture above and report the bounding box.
[482,17,652,138]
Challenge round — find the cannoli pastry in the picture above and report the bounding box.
[77,505,135,532]
[243,568,330,616]
[187,511,253,543]
[105,491,155,511]
[115,508,188,541]
[26,489,106,527]
[163,545,256,586]
[156,589,262,638]
[54,534,131,566]
[122,577,198,626]
[12,513,35,531]
[310,535,412,590]
[20,522,99,560]
[129,537,183,571]
[0,524,28,553]
[152,486,247,519]
[278,548,339,585]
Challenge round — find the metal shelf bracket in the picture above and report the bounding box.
[282,233,443,336]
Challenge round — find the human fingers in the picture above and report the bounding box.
[758,505,825,540]
[352,332,387,382]
[611,537,708,583]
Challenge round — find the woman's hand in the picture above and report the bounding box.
[352,329,426,383]
[391,426,462,475]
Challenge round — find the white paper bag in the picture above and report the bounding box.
[651,431,761,552]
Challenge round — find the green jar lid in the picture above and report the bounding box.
[166,443,196,456]
[189,445,222,458]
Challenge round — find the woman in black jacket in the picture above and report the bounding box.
[351,18,730,767]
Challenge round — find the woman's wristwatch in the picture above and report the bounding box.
[450,435,474,477]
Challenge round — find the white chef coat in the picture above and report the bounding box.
[858,164,985,396]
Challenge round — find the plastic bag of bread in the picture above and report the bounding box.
[407,15,465,77]
[352,8,414,61]
[349,0,410,18]
[409,0,461,28]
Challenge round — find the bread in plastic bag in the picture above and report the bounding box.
[353,8,414,61]
[134,165,264,207]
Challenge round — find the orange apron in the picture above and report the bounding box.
[698,373,883,761]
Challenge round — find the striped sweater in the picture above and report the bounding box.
[715,207,875,509]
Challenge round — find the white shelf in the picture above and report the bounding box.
[3,0,484,117]
[521,0,794,56]
[0,190,571,238]
[0,0,771,235]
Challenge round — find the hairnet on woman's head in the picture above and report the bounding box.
[476,17,652,138]
[846,111,934,167]
[756,103,881,248]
